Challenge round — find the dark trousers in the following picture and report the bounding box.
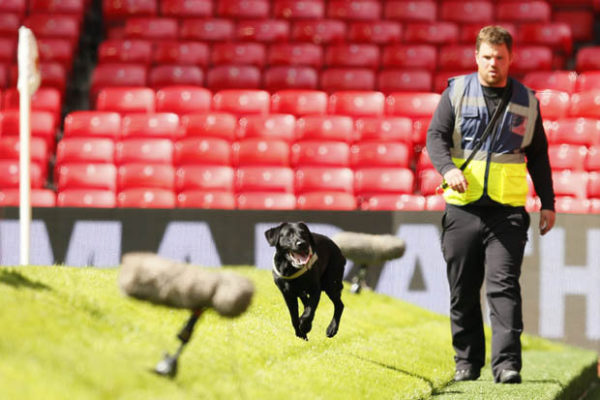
[441,204,530,381]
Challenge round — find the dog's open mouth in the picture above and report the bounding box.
[288,248,313,268]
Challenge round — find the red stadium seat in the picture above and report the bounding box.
[121,113,180,140]
[440,1,493,24]
[297,192,357,210]
[321,68,376,91]
[0,64,9,88]
[174,137,232,165]
[552,170,589,198]
[238,114,296,141]
[378,70,433,93]
[180,18,235,42]
[37,38,75,70]
[236,19,290,43]
[404,22,459,45]
[295,166,354,193]
[290,141,350,167]
[115,138,174,165]
[347,21,402,44]
[211,42,267,67]
[548,144,587,171]
[149,65,204,89]
[360,193,426,211]
[496,1,551,23]
[124,17,178,40]
[291,20,346,44]
[327,1,381,21]
[553,10,594,42]
[217,0,269,18]
[274,0,325,20]
[587,146,600,171]
[236,192,296,209]
[9,62,67,93]
[118,188,176,208]
[181,112,238,141]
[160,0,213,18]
[416,147,435,172]
[235,166,295,193]
[117,163,175,190]
[177,190,235,209]
[268,43,323,67]
[56,163,117,191]
[0,136,48,164]
[24,14,80,44]
[554,197,591,214]
[438,45,477,71]
[350,141,412,168]
[575,72,600,92]
[56,137,115,166]
[271,90,327,116]
[263,66,319,91]
[175,165,235,192]
[63,111,121,139]
[2,87,62,118]
[0,38,15,62]
[103,0,157,20]
[296,115,354,142]
[426,194,446,211]
[460,22,517,44]
[518,23,573,55]
[511,46,553,75]
[435,71,470,93]
[233,138,290,166]
[57,189,116,208]
[95,87,156,114]
[0,188,56,207]
[384,1,437,22]
[570,90,600,118]
[0,110,57,149]
[385,92,441,118]
[0,15,20,39]
[523,71,577,93]
[206,65,261,90]
[212,89,271,115]
[418,169,443,196]
[324,44,380,68]
[98,39,153,64]
[0,160,44,189]
[536,90,570,120]
[90,64,147,97]
[591,198,600,214]
[354,167,414,196]
[152,41,210,66]
[0,0,26,15]
[354,116,413,143]
[328,91,385,117]
[382,44,437,70]
[589,172,600,197]
[155,86,212,115]
[553,118,600,147]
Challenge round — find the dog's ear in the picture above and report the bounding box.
[265,224,283,246]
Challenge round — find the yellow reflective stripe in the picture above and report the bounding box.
[450,149,525,163]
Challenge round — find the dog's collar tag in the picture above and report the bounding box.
[272,252,319,280]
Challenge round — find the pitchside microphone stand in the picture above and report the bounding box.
[154,308,204,378]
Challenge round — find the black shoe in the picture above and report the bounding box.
[498,369,521,384]
[454,368,480,382]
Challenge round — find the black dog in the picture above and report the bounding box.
[265,222,345,340]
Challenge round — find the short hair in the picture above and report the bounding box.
[476,26,513,53]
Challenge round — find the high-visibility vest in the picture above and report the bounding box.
[444,73,538,207]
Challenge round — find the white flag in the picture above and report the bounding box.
[17,26,41,97]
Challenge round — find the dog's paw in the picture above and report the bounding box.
[295,331,308,341]
[299,317,312,335]
[326,321,339,338]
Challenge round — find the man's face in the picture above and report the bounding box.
[475,41,512,87]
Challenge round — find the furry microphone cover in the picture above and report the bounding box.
[332,232,406,265]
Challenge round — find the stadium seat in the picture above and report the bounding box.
[124,17,178,40]
[118,188,176,208]
[236,192,296,209]
[354,116,413,143]
[56,163,117,191]
[587,146,600,171]
[384,0,437,22]
[552,118,600,147]
[381,44,437,70]
[459,22,517,44]
[267,43,323,67]
[0,188,56,207]
[440,1,493,24]
[291,20,346,44]
[24,14,80,44]
[589,172,600,197]
[237,114,296,141]
[121,113,180,140]
[554,196,590,214]
[385,92,441,117]
[354,167,415,196]
[360,193,426,211]
[0,110,57,149]
[511,46,553,75]
[0,0,26,15]
[552,170,589,198]
[324,44,380,68]
[438,45,477,72]
[148,65,204,89]
[327,0,381,21]
[525,196,541,212]
[233,138,290,166]
[569,90,600,118]
[152,41,210,66]
[295,166,354,193]
[320,68,376,91]
[426,194,446,211]
[160,0,213,18]
[0,14,20,39]
[518,22,573,55]
[295,115,354,142]
[575,71,600,92]
[263,66,319,91]
[175,165,235,192]
[496,1,551,23]
[97,39,153,64]
[103,0,157,21]
[403,22,459,45]
[553,9,594,42]
[271,90,327,116]
[290,141,350,167]
[418,169,443,196]
[236,19,290,43]
[95,87,156,114]
[523,71,577,93]
[434,70,472,93]
[155,86,212,115]
[347,21,402,44]
[177,190,236,209]
[181,112,238,141]
[206,65,261,90]
[273,0,325,20]
[350,142,412,168]
[174,137,232,165]
[2,87,62,118]
[328,91,385,117]
[211,42,267,67]
[115,138,174,165]
[297,191,357,210]
[90,64,147,97]
[548,144,587,171]
[180,18,235,41]
[212,89,271,115]
[56,137,115,166]
[57,189,116,208]
[117,163,175,190]
[0,136,48,163]
[63,111,121,139]
[217,0,270,18]
[378,69,433,93]
[10,62,67,93]
[235,166,295,193]
[36,38,75,70]
[591,198,600,214]
[416,147,435,172]
[536,90,570,120]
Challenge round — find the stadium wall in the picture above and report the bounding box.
[0,208,598,353]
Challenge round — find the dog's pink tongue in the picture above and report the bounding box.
[292,251,310,264]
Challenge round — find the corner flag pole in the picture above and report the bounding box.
[17,26,41,266]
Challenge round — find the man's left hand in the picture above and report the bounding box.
[539,209,555,235]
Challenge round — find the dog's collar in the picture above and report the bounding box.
[272,251,319,280]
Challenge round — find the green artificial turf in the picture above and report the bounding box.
[0,265,596,400]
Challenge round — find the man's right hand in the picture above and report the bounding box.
[443,168,468,193]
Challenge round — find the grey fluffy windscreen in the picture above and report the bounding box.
[118,253,254,317]
[332,232,406,265]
